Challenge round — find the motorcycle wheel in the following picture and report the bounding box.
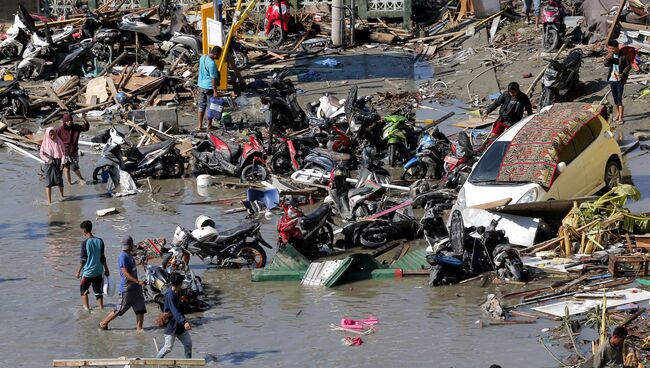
[428,265,444,287]
[232,50,249,70]
[388,144,398,167]
[314,224,334,253]
[92,165,113,183]
[449,210,466,257]
[168,45,192,65]
[359,222,394,248]
[233,242,267,268]
[153,293,165,311]
[400,162,426,180]
[269,150,294,175]
[539,88,555,111]
[507,262,524,282]
[542,28,560,52]
[266,26,285,47]
[241,163,268,182]
[163,154,185,178]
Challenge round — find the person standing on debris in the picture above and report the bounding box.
[75,220,109,311]
[155,273,193,359]
[481,82,533,139]
[99,236,147,332]
[605,40,631,125]
[593,326,627,368]
[56,111,89,185]
[197,46,222,131]
[40,127,66,204]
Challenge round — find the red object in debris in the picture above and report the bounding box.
[523,72,533,78]
[344,336,363,346]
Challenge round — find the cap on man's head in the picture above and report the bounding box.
[121,235,134,250]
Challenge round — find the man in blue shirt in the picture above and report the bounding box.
[75,220,109,310]
[99,236,147,332]
[155,273,193,359]
[197,46,222,131]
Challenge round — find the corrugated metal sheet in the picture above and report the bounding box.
[251,245,310,282]
[323,254,383,288]
[390,248,429,271]
[301,260,343,286]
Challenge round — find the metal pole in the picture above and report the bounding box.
[331,0,344,46]
[349,0,355,45]
[213,0,219,23]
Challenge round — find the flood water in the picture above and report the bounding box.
[0,151,566,367]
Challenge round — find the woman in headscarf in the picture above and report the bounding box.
[40,127,66,204]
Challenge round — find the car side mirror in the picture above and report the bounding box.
[558,161,567,173]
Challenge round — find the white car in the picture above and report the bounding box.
[449,103,623,247]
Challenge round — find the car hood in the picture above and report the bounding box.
[461,181,543,209]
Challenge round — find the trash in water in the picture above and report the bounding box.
[315,58,340,67]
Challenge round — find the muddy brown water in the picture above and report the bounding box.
[0,151,569,367]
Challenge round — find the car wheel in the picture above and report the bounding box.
[604,159,621,191]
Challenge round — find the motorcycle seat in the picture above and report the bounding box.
[138,141,170,155]
[312,147,351,161]
[300,204,330,230]
[215,139,242,162]
[348,186,373,197]
[561,50,582,69]
[216,222,257,243]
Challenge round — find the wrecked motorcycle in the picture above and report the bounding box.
[402,126,451,180]
[277,201,335,259]
[0,80,30,117]
[172,216,272,268]
[92,127,185,186]
[192,131,268,182]
[539,49,583,109]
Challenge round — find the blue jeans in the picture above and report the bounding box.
[610,81,625,106]
[156,331,192,359]
[524,0,540,17]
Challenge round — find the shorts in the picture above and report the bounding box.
[490,119,512,136]
[114,288,147,316]
[197,87,211,113]
[80,275,103,299]
[610,81,624,106]
[63,154,80,171]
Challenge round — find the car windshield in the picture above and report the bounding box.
[468,142,510,184]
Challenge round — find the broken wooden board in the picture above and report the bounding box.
[96,207,119,217]
[121,75,161,92]
[452,116,494,129]
[85,77,109,105]
[532,288,650,317]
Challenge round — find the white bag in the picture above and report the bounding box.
[102,274,115,297]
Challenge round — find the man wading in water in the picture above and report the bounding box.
[55,111,89,185]
[155,273,193,359]
[99,236,147,332]
[76,221,109,311]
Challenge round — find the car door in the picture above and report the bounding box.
[549,140,585,199]
[570,121,601,195]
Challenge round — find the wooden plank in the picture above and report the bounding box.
[452,116,493,129]
[106,77,120,105]
[124,119,161,143]
[606,0,628,44]
[52,358,205,366]
[46,87,68,110]
[469,198,512,210]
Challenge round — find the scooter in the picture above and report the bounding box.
[382,115,410,167]
[191,131,268,182]
[172,216,272,268]
[357,141,390,186]
[541,0,567,52]
[0,5,35,61]
[465,218,526,281]
[268,134,319,175]
[493,244,527,281]
[0,80,30,117]
[92,127,185,186]
[261,71,307,142]
[402,126,451,180]
[17,38,97,79]
[264,0,290,47]
[538,49,583,109]
[277,201,335,259]
[141,248,210,313]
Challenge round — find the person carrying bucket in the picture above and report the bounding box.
[197,46,223,131]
